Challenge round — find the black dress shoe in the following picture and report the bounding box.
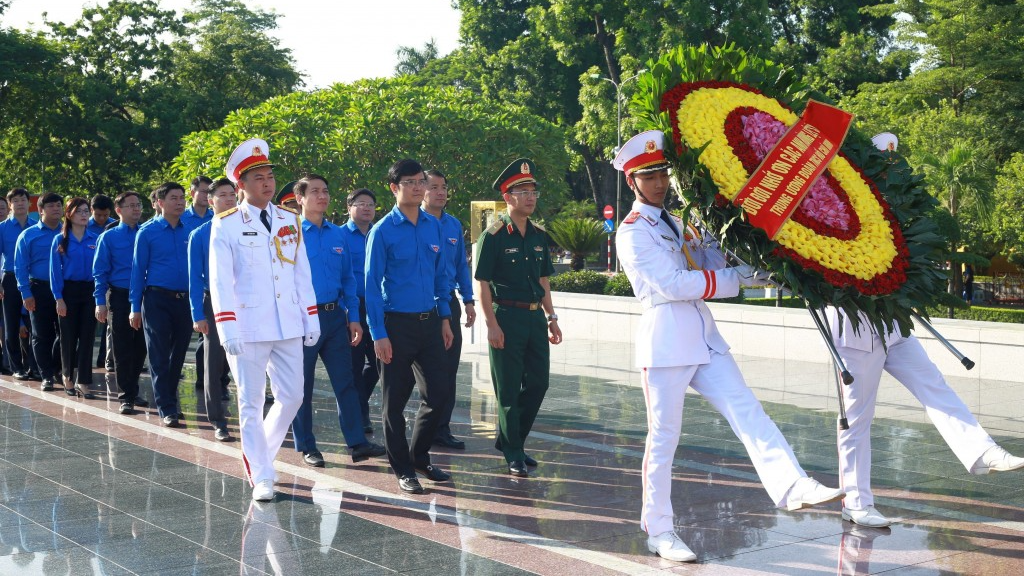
[13,371,29,381]
[162,416,179,428]
[433,434,466,450]
[398,476,424,494]
[508,461,529,477]
[134,398,149,408]
[363,424,374,434]
[40,379,54,391]
[350,442,386,463]
[119,403,134,415]
[27,371,42,381]
[303,451,326,467]
[214,427,232,442]
[414,464,451,482]
[524,454,538,467]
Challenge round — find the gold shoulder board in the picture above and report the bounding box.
[278,204,299,215]
[217,207,239,219]
[487,220,504,235]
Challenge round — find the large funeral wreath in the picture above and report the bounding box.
[631,44,950,336]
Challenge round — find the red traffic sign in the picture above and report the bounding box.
[603,204,615,219]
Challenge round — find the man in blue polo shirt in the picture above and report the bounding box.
[365,159,454,495]
[130,182,192,427]
[183,175,217,392]
[340,188,378,434]
[88,194,116,372]
[422,169,476,450]
[15,192,63,391]
[291,174,386,468]
[188,177,237,441]
[0,188,38,380]
[94,191,149,415]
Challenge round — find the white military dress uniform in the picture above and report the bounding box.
[211,139,320,489]
[826,308,997,510]
[617,201,815,535]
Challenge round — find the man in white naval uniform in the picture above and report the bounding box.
[828,308,1024,527]
[211,138,320,502]
[614,130,846,563]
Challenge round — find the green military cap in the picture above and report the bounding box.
[275,181,297,206]
[493,158,538,194]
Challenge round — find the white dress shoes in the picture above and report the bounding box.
[970,446,1024,475]
[647,530,697,562]
[252,479,275,502]
[842,505,892,527]
[784,477,845,511]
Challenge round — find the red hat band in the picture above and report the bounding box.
[500,174,536,194]
[233,154,272,182]
[622,150,668,176]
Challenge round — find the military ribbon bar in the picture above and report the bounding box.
[731,100,853,240]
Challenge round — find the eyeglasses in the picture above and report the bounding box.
[73,208,91,216]
[428,186,449,193]
[398,178,428,187]
[509,190,541,198]
[120,203,142,210]
[349,202,375,209]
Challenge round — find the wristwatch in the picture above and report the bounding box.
[547,313,558,322]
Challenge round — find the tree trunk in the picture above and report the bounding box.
[592,13,619,84]
[571,253,586,271]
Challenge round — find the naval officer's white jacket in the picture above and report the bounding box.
[209,201,319,343]
[616,200,745,368]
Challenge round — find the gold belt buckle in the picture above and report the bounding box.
[528,303,539,311]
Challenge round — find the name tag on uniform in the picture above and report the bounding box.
[504,248,519,254]
[660,234,675,242]
[243,231,257,236]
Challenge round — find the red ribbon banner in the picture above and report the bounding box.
[732,100,853,239]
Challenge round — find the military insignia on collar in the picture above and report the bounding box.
[640,214,659,226]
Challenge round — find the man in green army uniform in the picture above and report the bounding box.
[474,158,563,478]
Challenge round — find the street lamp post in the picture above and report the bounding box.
[590,69,646,272]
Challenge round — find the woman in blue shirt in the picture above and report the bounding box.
[50,197,100,398]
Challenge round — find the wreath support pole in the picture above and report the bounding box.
[805,304,851,430]
[910,311,976,370]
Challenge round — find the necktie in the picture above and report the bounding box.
[260,209,271,232]
[659,210,681,239]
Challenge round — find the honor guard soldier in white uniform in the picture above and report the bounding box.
[210,139,320,502]
[828,308,1024,527]
[614,130,845,562]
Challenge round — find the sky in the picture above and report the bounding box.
[3,0,463,88]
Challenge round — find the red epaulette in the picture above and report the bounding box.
[623,211,641,224]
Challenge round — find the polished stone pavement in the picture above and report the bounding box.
[1,329,1023,575]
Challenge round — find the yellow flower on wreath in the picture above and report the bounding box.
[674,87,898,281]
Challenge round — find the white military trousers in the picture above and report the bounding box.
[836,334,995,510]
[640,351,804,536]
[228,337,304,486]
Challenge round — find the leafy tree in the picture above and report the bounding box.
[395,39,439,76]
[547,218,603,270]
[990,153,1024,266]
[170,78,572,226]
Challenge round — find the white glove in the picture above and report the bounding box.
[303,331,320,347]
[223,338,246,356]
[733,265,772,287]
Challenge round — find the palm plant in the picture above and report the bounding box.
[547,218,604,271]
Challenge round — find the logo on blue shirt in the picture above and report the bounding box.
[332,246,344,254]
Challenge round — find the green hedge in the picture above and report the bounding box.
[924,305,1024,324]
[604,273,634,297]
[549,270,609,294]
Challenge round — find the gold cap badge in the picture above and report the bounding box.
[520,162,531,174]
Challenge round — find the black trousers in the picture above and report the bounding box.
[379,311,451,478]
[108,288,147,403]
[58,280,96,384]
[350,297,379,427]
[28,280,61,381]
[413,294,462,437]
[2,272,31,373]
[201,293,230,426]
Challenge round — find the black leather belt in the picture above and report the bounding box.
[148,286,187,299]
[494,299,540,310]
[109,286,129,295]
[29,278,49,286]
[385,310,436,321]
